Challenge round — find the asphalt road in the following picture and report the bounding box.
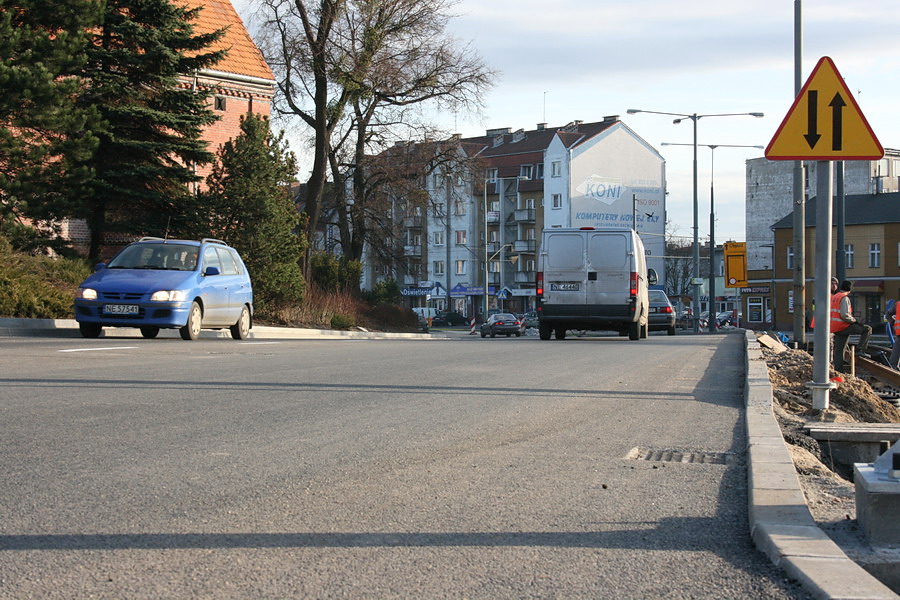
[0,331,810,599]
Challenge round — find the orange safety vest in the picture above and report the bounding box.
[830,291,850,333]
[894,302,900,337]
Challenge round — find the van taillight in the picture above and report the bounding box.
[536,272,544,297]
[630,272,638,296]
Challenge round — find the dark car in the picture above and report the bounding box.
[74,237,252,341]
[480,313,521,338]
[432,311,469,326]
[648,289,676,335]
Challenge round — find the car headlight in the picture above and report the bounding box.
[76,288,97,300]
[150,290,187,302]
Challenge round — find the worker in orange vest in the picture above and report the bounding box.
[888,299,900,369]
[831,279,872,372]
[809,277,838,330]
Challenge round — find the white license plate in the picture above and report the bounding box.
[550,283,579,291]
[649,307,658,313]
[104,304,139,315]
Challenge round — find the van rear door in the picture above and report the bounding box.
[542,232,587,305]
[586,232,630,305]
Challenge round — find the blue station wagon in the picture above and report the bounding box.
[74,238,253,340]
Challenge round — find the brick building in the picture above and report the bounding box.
[61,0,276,251]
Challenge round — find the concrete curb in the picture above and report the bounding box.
[744,330,898,599]
[0,318,442,340]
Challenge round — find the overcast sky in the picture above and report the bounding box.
[234,0,900,244]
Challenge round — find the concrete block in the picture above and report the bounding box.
[749,487,816,527]
[780,556,898,600]
[855,464,900,546]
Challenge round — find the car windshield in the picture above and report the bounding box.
[107,242,199,271]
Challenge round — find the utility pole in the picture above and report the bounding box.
[792,0,806,346]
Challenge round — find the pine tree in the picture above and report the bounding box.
[201,113,306,313]
[0,0,100,250]
[72,0,226,259]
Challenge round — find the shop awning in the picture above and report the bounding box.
[852,279,883,293]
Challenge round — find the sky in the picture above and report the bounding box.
[233,0,900,244]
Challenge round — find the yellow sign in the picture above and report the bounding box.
[724,242,747,288]
[765,56,883,161]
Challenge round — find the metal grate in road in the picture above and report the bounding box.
[626,447,734,465]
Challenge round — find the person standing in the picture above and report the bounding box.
[888,299,900,369]
[831,280,872,372]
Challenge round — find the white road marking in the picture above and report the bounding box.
[58,347,139,353]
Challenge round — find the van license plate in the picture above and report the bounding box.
[550,283,579,291]
[104,304,139,315]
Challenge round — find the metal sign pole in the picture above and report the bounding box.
[809,160,835,411]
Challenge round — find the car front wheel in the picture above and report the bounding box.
[180,301,202,340]
[230,305,251,340]
[79,323,102,338]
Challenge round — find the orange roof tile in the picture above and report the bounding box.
[179,0,274,81]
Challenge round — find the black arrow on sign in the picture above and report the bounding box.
[830,92,846,151]
[804,90,820,149]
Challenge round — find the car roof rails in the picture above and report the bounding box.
[139,236,164,241]
[201,238,227,246]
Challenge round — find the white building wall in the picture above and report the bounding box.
[544,123,666,281]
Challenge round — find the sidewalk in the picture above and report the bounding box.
[0,317,445,340]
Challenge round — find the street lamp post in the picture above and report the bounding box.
[627,109,763,333]
[661,143,764,332]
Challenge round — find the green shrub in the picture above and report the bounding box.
[330,313,356,329]
[0,236,92,318]
[362,303,417,330]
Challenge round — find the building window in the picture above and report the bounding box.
[434,260,445,275]
[869,243,881,268]
[747,296,764,323]
[489,260,500,273]
[551,161,561,177]
[433,231,445,246]
[485,168,498,181]
[454,200,466,216]
[846,244,854,269]
[552,193,562,209]
[786,246,794,270]
[523,197,535,209]
[433,202,444,217]
[526,228,535,240]
[526,259,536,271]
[214,96,227,111]
[455,260,466,275]
[455,230,467,245]
[489,230,499,243]
[535,163,544,179]
[520,165,533,179]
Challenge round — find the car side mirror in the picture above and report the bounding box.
[647,268,658,285]
[204,266,220,276]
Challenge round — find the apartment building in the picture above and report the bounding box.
[366,117,666,317]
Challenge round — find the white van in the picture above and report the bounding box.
[536,228,657,340]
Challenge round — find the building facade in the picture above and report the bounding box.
[364,117,667,318]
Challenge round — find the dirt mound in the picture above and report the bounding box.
[764,347,900,423]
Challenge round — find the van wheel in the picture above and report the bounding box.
[539,323,551,340]
[628,321,640,340]
[555,328,566,340]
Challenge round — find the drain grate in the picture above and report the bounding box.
[626,447,734,465]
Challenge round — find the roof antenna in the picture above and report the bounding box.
[164,216,171,240]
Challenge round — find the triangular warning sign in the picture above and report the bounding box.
[765,56,883,161]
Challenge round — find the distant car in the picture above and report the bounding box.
[648,290,676,335]
[432,311,469,326]
[716,311,740,327]
[522,311,539,328]
[73,237,252,341]
[480,313,521,338]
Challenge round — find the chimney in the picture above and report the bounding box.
[536,123,547,131]
[603,115,620,122]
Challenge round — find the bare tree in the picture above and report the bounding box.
[664,221,696,300]
[257,0,494,269]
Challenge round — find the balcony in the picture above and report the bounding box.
[403,245,422,258]
[403,216,423,228]
[514,240,536,253]
[486,241,501,254]
[515,270,536,284]
[514,208,535,222]
[486,210,501,223]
